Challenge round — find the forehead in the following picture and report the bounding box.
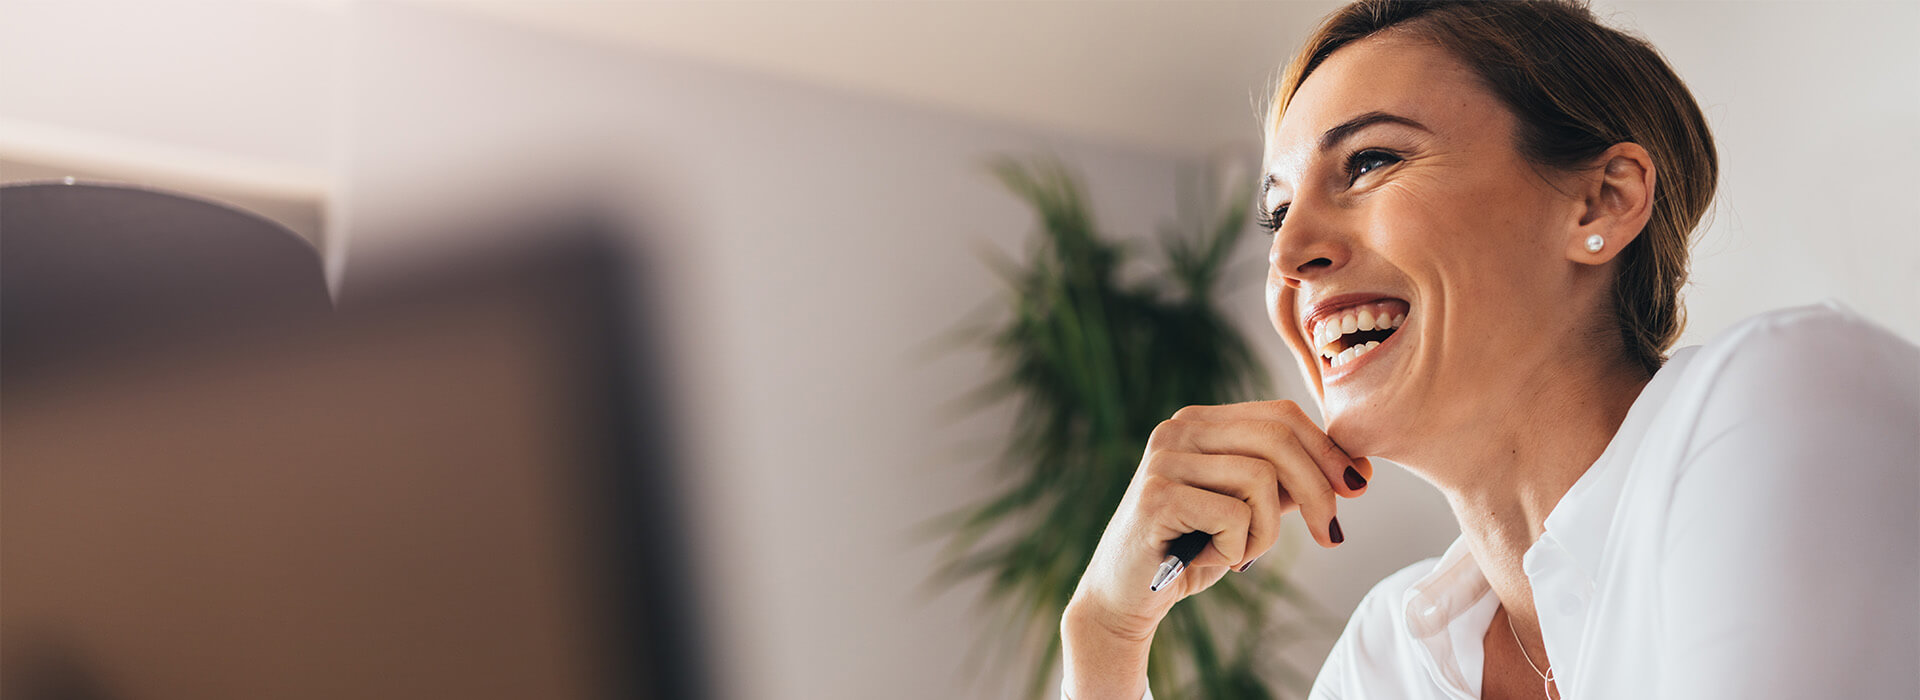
[1265,34,1502,177]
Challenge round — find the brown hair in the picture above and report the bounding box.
[1267,0,1717,375]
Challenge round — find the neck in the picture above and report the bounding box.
[1414,355,1650,641]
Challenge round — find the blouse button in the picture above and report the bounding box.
[1419,604,1442,626]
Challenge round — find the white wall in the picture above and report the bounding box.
[0,1,336,171]
[1615,0,1920,347]
[0,0,337,246]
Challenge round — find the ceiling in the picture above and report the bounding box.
[419,0,1343,157]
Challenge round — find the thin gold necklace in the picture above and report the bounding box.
[1504,608,1557,700]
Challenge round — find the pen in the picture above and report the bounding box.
[1149,530,1213,592]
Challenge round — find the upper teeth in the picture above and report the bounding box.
[1310,302,1409,359]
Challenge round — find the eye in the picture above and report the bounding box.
[1345,149,1402,184]
[1257,204,1289,234]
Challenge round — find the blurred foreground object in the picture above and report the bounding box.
[0,182,333,378]
[1,197,708,699]
[925,157,1335,699]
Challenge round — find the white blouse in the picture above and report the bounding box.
[1305,300,1920,699]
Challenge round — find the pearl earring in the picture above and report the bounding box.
[1584,234,1605,253]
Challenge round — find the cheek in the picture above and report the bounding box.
[1365,175,1520,293]
[1370,178,1456,248]
[1389,164,1557,259]
[1267,280,1308,353]
[1266,280,1323,385]
[1265,279,1287,335]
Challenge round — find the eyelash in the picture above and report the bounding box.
[1257,148,1404,233]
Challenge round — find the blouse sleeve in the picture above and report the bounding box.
[1656,304,1919,698]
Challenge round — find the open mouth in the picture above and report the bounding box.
[1308,299,1411,370]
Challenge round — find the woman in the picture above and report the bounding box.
[1060,1,1918,698]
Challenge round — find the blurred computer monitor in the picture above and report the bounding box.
[2,230,707,700]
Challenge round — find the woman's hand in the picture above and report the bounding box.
[1060,400,1370,699]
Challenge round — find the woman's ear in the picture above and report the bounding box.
[1567,142,1656,265]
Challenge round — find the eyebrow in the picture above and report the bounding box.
[1263,111,1432,201]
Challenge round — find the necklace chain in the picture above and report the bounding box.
[1503,607,1557,700]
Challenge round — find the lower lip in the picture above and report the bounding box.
[1320,324,1404,384]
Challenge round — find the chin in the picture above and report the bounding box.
[1287,356,1387,457]
[1320,402,1400,460]
[1321,410,1369,455]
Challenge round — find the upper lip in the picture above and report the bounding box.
[1299,292,1407,341]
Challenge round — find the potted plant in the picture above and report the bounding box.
[925,156,1340,698]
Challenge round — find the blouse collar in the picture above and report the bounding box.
[1394,345,1703,695]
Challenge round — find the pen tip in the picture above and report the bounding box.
[1150,559,1184,592]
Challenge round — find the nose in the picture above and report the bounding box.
[1268,200,1347,289]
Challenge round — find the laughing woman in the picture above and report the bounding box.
[1060,1,1919,699]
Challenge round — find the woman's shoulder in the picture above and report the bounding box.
[1684,300,1916,381]
[1651,299,1918,473]
[1626,304,1920,696]
[1666,300,1917,414]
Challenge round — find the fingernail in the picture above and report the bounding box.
[1237,557,1259,573]
[1330,517,1344,545]
[1344,465,1367,490]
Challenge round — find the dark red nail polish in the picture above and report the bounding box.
[1344,465,1367,490]
[1330,517,1344,544]
[1237,557,1258,573]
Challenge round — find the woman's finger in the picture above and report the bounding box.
[1263,400,1369,496]
[1172,400,1369,498]
[1144,451,1290,570]
[1136,474,1253,568]
[1165,418,1345,548]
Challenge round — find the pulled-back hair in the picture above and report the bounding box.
[1267,0,1718,375]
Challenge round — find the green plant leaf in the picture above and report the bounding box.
[924,154,1322,699]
